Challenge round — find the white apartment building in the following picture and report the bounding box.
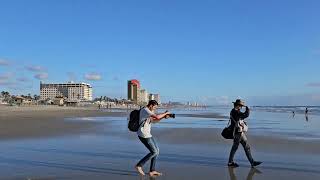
[40,81,93,101]
[139,89,149,103]
[149,93,161,104]
[153,94,161,104]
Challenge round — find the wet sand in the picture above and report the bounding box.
[177,113,227,119]
[0,106,319,179]
[0,125,319,180]
[154,128,320,154]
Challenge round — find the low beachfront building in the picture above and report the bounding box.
[53,96,65,106]
[14,96,24,105]
[13,96,34,105]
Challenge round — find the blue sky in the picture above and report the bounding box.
[1,0,320,105]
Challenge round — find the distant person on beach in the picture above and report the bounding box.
[228,99,262,168]
[292,111,295,117]
[135,100,172,177]
[305,107,309,115]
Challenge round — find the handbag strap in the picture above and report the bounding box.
[229,113,238,135]
[225,118,231,127]
[230,114,237,124]
[226,113,236,127]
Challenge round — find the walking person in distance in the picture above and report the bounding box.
[228,99,262,168]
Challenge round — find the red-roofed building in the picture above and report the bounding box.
[128,79,140,104]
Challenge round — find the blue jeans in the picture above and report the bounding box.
[136,136,159,172]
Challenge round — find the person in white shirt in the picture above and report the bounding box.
[135,100,171,177]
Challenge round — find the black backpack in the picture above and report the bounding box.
[128,109,145,132]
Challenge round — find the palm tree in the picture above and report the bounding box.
[1,91,11,102]
[2,91,10,97]
[33,94,40,101]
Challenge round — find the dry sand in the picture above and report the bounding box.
[0,105,227,140]
[0,105,127,140]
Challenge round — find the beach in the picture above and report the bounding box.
[0,105,127,140]
[0,106,319,179]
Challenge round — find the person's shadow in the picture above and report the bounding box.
[228,167,262,180]
[305,114,309,122]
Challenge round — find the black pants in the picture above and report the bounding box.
[228,132,254,164]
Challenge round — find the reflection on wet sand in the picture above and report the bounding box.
[0,156,136,177]
[228,167,262,180]
[136,175,158,180]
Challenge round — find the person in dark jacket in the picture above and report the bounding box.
[228,99,262,168]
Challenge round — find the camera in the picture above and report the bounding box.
[167,114,175,118]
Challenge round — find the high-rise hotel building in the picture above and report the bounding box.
[40,81,93,101]
[127,79,140,104]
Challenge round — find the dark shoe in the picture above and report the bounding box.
[251,161,262,167]
[228,162,239,168]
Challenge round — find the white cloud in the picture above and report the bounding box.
[17,77,30,82]
[0,73,14,87]
[85,73,102,81]
[0,79,15,87]
[0,80,10,85]
[0,72,14,80]
[0,59,10,66]
[26,65,46,72]
[306,82,320,87]
[34,73,48,80]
